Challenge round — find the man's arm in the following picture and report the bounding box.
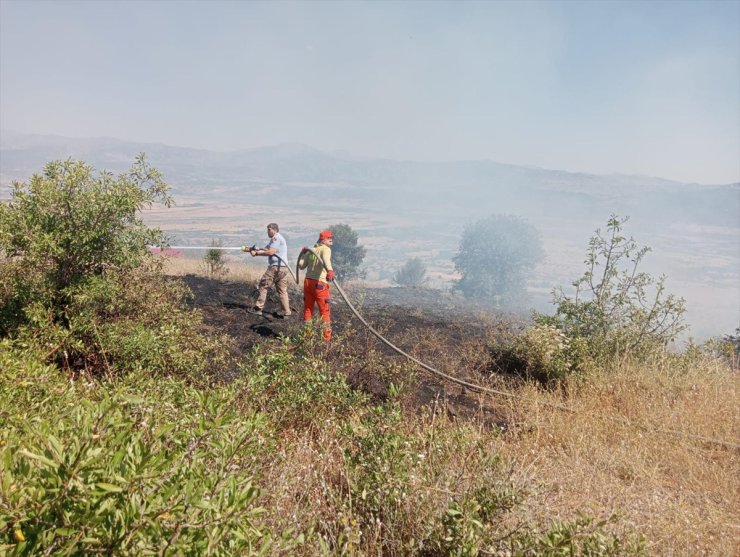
[252,235,279,257]
[322,247,333,272]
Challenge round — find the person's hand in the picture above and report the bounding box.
[300,246,309,255]
[326,270,335,282]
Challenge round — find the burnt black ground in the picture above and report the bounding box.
[180,274,522,426]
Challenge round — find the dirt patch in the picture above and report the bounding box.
[180,274,524,426]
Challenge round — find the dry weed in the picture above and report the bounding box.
[500,356,739,556]
[259,408,517,555]
[160,253,264,283]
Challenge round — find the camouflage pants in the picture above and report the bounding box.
[254,266,291,315]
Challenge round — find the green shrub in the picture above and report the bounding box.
[508,513,646,556]
[490,324,590,383]
[343,404,412,527]
[0,341,63,435]
[424,478,523,557]
[0,155,171,335]
[453,214,543,306]
[203,239,229,278]
[9,265,229,379]
[0,344,284,556]
[0,337,649,557]
[327,223,367,281]
[1,157,229,379]
[393,257,427,288]
[702,328,740,369]
[239,337,368,430]
[542,215,687,362]
[338,402,528,555]
[429,499,489,557]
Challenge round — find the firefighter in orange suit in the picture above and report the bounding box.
[298,229,335,341]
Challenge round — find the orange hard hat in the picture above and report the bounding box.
[319,229,333,241]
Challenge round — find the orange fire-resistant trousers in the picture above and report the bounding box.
[303,278,331,341]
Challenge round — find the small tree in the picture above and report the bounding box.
[393,257,427,287]
[543,214,687,359]
[0,156,223,378]
[0,154,171,332]
[203,239,228,278]
[453,214,543,305]
[328,223,367,281]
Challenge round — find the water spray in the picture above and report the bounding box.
[154,246,246,250]
[151,245,297,281]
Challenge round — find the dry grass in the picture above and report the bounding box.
[158,253,265,283]
[499,357,739,556]
[347,323,738,554]
[258,408,516,555]
[253,352,738,555]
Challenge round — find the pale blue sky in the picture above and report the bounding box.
[1,0,738,183]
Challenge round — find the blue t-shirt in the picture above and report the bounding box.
[265,232,288,267]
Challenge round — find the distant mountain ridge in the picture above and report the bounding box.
[2,129,733,187]
[2,129,737,228]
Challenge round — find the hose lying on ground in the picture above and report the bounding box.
[294,249,525,399]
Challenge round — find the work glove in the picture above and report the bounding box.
[300,246,309,255]
[326,270,335,282]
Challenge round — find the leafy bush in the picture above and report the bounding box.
[490,324,590,383]
[426,481,525,557]
[240,337,368,430]
[1,157,227,379]
[0,155,171,334]
[541,215,687,361]
[0,344,285,556]
[343,404,412,530]
[11,261,229,378]
[0,335,652,557]
[393,257,427,287]
[328,223,367,281]
[509,514,646,556]
[453,214,543,306]
[705,328,740,369]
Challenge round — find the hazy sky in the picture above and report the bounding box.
[1,0,738,184]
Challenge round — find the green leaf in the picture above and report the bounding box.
[95,482,124,493]
[47,435,64,461]
[19,449,57,468]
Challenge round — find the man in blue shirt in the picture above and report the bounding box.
[243,223,291,318]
